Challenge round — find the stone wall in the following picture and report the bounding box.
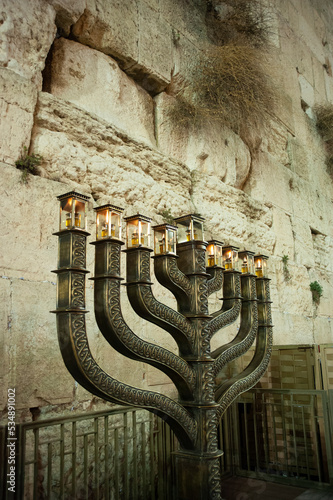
[1,0,333,420]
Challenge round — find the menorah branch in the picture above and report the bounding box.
[154,254,192,305]
[127,284,196,355]
[212,275,258,377]
[203,271,242,340]
[207,267,224,297]
[215,278,273,419]
[125,246,196,354]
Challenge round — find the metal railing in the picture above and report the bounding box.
[1,406,177,500]
[222,389,333,488]
[1,389,332,499]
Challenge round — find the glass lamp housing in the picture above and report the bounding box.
[174,214,204,243]
[222,246,239,271]
[206,240,224,267]
[124,214,152,249]
[238,250,255,275]
[94,204,124,240]
[153,224,177,255]
[57,191,89,231]
[254,255,269,278]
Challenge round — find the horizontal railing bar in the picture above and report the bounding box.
[242,388,328,395]
[0,406,137,432]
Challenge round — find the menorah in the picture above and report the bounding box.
[53,191,273,500]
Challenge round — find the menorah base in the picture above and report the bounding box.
[174,449,223,500]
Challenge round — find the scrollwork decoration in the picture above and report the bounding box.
[70,313,197,444]
[108,243,121,275]
[72,233,86,267]
[71,273,85,307]
[107,280,196,392]
[168,258,192,295]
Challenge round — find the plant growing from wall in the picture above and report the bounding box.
[205,0,275,49]
[310,281,323,304]
[282,255,291,281]
[15,147,43,184]
[166,0,279,147]
[158,208,175,225]
[314,104,333,174]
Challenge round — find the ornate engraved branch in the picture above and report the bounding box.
[212,276,258,377]
[202,272,242,341]
[215,279,273,420]
[127,284,196,353]
[95,279,196,400]
[154,255,192,305]
[215,326,273,420]
[207,268,224,297]
[57,312,197,448]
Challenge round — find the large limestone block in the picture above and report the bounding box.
[0,0,56,87]
[312,56,328,103]
[298,5,326,65]
[324,71,333,102]
[0,69,37,164]
[272,311,314,345]
[31,93,192,215]
[261,118,290,166]
[244,151,293,214]
[271,209,294,258]
[127,0,173,93]
[159,0,207,44]
[298,74,315,108]
[0,163,91,282]
[314,316,333,345]
[192,172,275,253]
[313,234,333,274]
[72,0,173,93]
[290,176,333,236]
[277,264,313,316]
[9,280,74,409]
[287,136,311,181]
[291,217,315,269]
[48,38,156,146]
[155,93,251,189]
[72,0,139,68]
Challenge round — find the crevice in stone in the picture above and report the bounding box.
[30,406,41,421]
[41,42,55,94]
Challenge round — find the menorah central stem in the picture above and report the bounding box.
[158,241,223,500]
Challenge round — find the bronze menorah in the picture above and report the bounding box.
[53,191,273,500]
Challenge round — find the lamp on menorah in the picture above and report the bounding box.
[52,191,273,500]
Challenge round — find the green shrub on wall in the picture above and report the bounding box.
[310,281,323,304]
[15,147,43,184]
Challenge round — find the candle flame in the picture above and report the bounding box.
[257,259,262,268]
[106,210,109,223]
